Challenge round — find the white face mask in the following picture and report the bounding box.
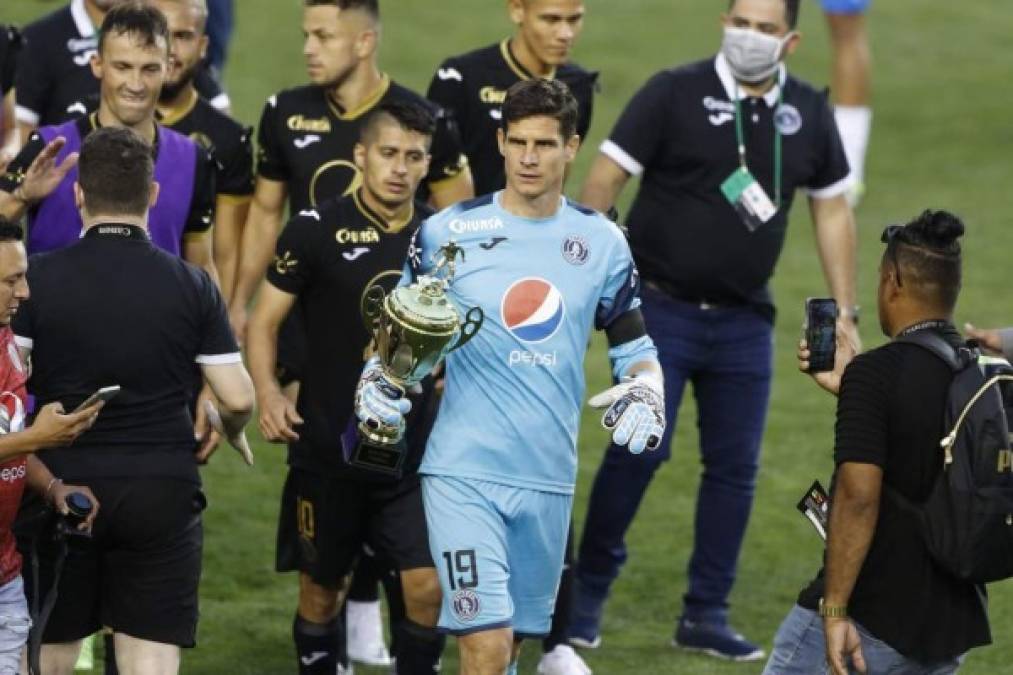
[721,26,792,84]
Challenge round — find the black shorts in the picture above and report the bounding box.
[22,477,205,647]
[276,305,306,386]
[276,467,432,588]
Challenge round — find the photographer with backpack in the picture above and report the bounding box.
[764,210,1005,675]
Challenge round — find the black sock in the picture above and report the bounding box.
[543,521,575,652]
[347,552,382,602]
[103,632,119,675]
[293,613,347,674]
[393,619,445,675]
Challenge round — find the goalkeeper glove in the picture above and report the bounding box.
[588,372,665,454]
[354,356,412,441]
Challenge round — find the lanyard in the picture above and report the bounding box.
[733,85,782,209]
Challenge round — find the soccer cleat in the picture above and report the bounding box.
[673,618,766,662]
[537,645,593,675]
[346,599,393,667]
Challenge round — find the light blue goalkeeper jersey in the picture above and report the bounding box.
[403,192,642,494]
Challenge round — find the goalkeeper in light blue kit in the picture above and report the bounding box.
[356,78,665,675]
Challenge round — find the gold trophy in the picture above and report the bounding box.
[344,241,483,475]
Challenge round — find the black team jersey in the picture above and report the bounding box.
[266,192,435,478]
[256,75,468,213]
[427,39,598,195]
[14,1,226,127]
[158,90,255,200]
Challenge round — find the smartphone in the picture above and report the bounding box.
[73,385,121,413]
[803,298,837,373]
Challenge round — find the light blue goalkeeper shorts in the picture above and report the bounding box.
[421,474,570,638]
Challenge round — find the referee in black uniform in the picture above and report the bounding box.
[12,126,254,674]
[247,101,443,675]
[567,0,859,662]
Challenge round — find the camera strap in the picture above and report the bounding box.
[26,528,71,675]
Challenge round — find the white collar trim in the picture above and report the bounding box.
[714,53,786,108]
[71,0,97,38]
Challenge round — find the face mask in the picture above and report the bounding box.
[721,26,791,84]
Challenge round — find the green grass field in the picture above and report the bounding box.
[6,1,1013,672]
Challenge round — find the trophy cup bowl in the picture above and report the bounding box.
[344,243,482,475]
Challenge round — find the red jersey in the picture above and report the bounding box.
[0,326,29,584]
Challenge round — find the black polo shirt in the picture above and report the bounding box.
[14,0,228,128]
[12,223,240,484]
[255,76,468,213]
[427,39,598,195]
[604,54,850,316]
[266,191,434,480]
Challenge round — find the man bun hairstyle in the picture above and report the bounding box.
[888,209,965,310]
[501,79,579,140]
[98,1,171,53]
[78,127,155,218]
[361,101,436,143]
[0,217,24,244]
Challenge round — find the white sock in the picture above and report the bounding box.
[833,105,872,190]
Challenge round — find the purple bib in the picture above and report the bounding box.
[30,121,198,256]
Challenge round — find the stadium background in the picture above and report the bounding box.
[5,1,1012,672]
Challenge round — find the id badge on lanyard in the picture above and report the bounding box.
[720,87,782,232]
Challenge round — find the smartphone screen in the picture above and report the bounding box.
[805,298,837,373]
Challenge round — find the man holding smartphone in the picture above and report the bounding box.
[567,0,859,660]
[0,216,101,671]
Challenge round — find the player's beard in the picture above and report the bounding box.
[159,64,198,104]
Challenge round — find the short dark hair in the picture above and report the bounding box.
[727,0,800,29]
[360,101,435,144]
[98,1,170,54]
[78,127,155,217]
[882,210,965,311]
[501,79,579,140]
[304,0,379,20]
[0,217,23,244]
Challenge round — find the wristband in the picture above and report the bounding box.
[838,305,860,325]
[818,597,848,618]
[44,477,62,502]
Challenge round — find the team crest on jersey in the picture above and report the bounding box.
[451,589,481,622]
[501,278,565,343]
[562,235,590,266]
[0,392,25,435]
[774,103,802,135]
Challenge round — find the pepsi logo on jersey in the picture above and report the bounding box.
[501,278,564,367]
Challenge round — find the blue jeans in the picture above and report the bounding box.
[0,575,30,674]
[764,605,964,674]
[575,286,773,623]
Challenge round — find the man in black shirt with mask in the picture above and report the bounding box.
[764,210,990,674]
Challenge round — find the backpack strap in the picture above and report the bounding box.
[895,330,976,372]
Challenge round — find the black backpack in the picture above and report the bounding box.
[889,330,1013,583]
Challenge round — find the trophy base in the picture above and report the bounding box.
[347,438,406,476]
[340,419,407,478]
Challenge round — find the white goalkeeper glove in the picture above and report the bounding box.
[588,372,666,454]
[354,356,412,442]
